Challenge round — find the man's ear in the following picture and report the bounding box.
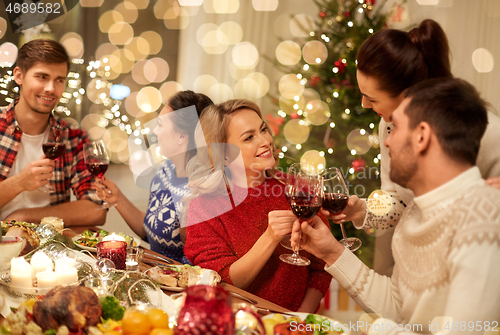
[414,121,432,154]
[13,67,23,86]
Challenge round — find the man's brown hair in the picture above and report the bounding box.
[16,39,70,74]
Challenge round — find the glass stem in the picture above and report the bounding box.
[340,223,348,240]
[293,221,302,256]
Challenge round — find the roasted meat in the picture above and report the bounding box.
[33,286,102,332]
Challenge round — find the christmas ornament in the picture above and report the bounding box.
[352,158,366,172]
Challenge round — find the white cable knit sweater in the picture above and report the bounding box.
[326,167,500,334]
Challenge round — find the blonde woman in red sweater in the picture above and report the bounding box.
[183,99,332,312]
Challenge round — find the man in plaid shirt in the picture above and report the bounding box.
[0,39,106,227]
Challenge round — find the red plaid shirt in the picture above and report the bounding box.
[0,103,101,205]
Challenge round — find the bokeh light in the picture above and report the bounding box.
[99,10,124,33]
[208,83,234,103]
[472,48,494,73]
[144,58,170,83]
[193,74,218,95]
[273,15,292,39]
[206,0,239,13]
[124,37,150,61]
[247,72,270,98]
[95,43,119,61]
[81,113,103,131]
[140,31,163,55]
[86,78,110,104]
[232,42,259,69]
[179,0,203,5]
[0,42,18,67]
[234,78,261,100]
[276,41,302,66]
[279,74,305,99]
[197,23,229,54]
[114,1,138,24]
[218,21,243,45]
[160,81,184,105]
[290,14,315,37]
[80,0,105,7]
[302,41,328,65]
[284,119,310,144]
[60,33,84,59]
[137,86,162,113]
[112,48,135,74]
[302,88,321,103]
[125,0,149,10]
[229,61,254,80]
[164,8,190,29]
[300,150,325,174]
[305,100,329,126]
[0,18,8,39]
[108,22,134,45]
[131,60,150,85]
[125,91,146,117]
[154,0,178,19]
[347,129,371,155]
[252,0,278,11]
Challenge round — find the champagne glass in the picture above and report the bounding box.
[83,141,114,209]
[280,164,322,266]
[322,167,362,251]
[39,127,64,193]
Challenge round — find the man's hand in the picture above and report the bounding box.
[321,195,366,224]
[14,156,55,191]
[291,216,345,266]
[266,210,297,243]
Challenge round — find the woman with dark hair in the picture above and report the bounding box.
[183,99,332,312]
[328,20,500,272]
[97,90,213,263]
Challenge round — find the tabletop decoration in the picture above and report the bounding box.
[0,236,24,271]
[97,240,127,270]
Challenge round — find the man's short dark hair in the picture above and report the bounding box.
[404,77,488,165]
[16,39,70,74]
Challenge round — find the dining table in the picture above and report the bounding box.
[0,225,291,325]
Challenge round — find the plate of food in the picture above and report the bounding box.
[262,312,349,335]
[72,230,140,252]
[144,264,221,292]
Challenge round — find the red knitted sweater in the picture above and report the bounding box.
[185,177,332,311]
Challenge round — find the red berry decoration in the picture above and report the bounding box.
[319,11,326,18]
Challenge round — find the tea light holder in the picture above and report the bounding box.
[126,247,143,271]
[84,278,115,297]
[97,241,127,270]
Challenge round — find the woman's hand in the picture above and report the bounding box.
[95,177,123,206]
[486,177,500,190]
[321,195,366,224]
[266,210,297,243]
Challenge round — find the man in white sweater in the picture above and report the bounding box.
[293,77,500,334]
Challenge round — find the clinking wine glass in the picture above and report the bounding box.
[322,167,362,252]
[280,165,322,266]
[83,140,115,209]
[39,127,64,193]
[280,162,300,250]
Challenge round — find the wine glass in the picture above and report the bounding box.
[280,163,299,250]
[83,140,114,209]
[39,127,64,193]
[322,167,362,252]
[280,164,322,266]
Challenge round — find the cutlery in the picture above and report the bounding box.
[255,307,298,317]
[142,259,174,267]
[142,253,175,264]
[229,291,258,305]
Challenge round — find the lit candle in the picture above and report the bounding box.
[55,266,78,285]
[102,233,126,242]
[11,257,33,288]
[31,251,53,276]
[125,260,139,271]
[55,256,76,270]
[36,268,57,288]
[96,241,127,270]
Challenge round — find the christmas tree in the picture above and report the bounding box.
[269,0,395,265]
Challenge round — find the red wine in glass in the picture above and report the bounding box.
[42,143,65,161]
[86,162,109,178]
[322,193,349,215]
[290,195,321,220]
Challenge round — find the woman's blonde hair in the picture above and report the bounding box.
[179,99,279,226]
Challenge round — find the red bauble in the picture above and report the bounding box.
[366,0,376,5]
[319,11,326,18]
[351,158,365,172]
[290,114,300,119]
[344,11,350,18]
